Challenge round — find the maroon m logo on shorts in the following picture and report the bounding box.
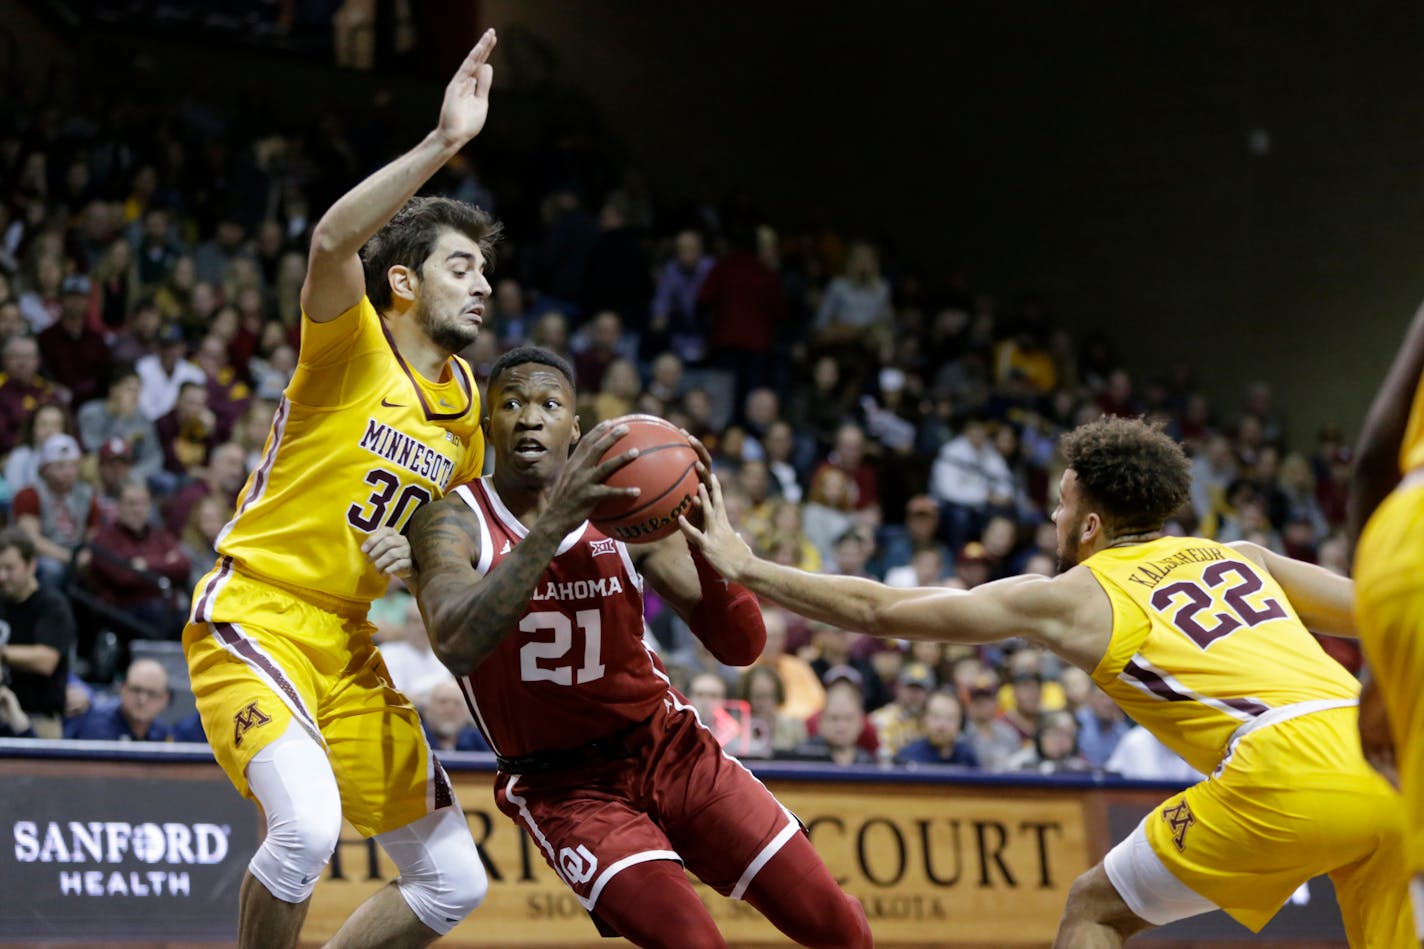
[1161,800,1195,852]
[233,701,273,747]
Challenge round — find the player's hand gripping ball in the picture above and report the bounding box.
[589,415,700,543]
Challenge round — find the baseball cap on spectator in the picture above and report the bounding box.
[61,274,91,297]
[822,664,864,690]
[967,675,998,701]
[99,437,132,463]
[898,661,936,690]
[40,433,82,467]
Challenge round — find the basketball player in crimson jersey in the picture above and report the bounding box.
[406,346,872,949]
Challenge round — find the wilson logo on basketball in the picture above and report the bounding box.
[1161,800,1195,851]
[232,701,272,747]
[603,491,696,542]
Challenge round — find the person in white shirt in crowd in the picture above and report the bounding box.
[136,323,205,420]
[378,597,457,710]
[930,417,1015,551]
[1105,725,1204,784]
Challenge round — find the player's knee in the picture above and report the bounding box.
[385,806,488,933]
[249,799,342,903]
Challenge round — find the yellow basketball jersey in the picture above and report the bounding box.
[1086,536,1359,774]
[1400,370,1424,472]
[213,296,485,607]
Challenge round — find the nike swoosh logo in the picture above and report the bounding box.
[381,397,404,408]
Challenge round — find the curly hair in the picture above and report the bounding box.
[1059,416,1191,533]
[360,196,502,312]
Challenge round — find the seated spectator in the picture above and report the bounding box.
[880,493,953,578]
[163,441,247,535]
[75,364,164,483]
[1006,709,1091,774]
[805,667,880,758]
[13,434,99,587]
[38,274,111,405]
[753,605,825,721]
[1104,725,1203,783]
[790,679,875,766]
[109,297,163,366]
[65,658,172,741]
[0,335,65,454]
[378,598,455,708]
[0,528,75,738]
[1075,686,1129,768]
[895,691,978,767]
[963,676,1023,771]
[0,683,36,738]
[810,422,880,512]
[929,417,1015,551]
[762,419,803,503]
[688,672,744,749]
[85,482,189,640]
[192,333,251,438]
[806,622,889,712]
[3,402,68,495]
[155,381,220,476]
[180,496,226,589]
[92,438,137,527]
[589,357,640,424]
[802,467,857,568]
[885,547,950,589]
[996,647,1067,719]
[871,661,936,759]
[758,500,821,573]
[647,229,713,364]
[738,665,807,757]
[136,323,204,420]
[421,678,489,753]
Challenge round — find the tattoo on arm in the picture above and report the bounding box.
[407,498,569,675]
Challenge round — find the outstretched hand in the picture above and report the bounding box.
[678,438,755,583]
[544,420,641,534]
[437,29,497,148]
[361,526,413,580]
[1358,675,1399,790]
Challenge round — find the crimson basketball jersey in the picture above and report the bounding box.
[450,478,668,757]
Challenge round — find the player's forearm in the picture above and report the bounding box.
[425,522,568,676]
[733,558,886,636]
[2,643,60,676]
[1349,300,1424,542]
[309,132,462,261]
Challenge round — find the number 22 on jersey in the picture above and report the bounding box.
[1148,559,1287,650]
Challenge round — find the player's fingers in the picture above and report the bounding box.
[462,28,496,72]
[704,469,726,510]
[593,447,640,480]
[677,514,705,546]
[475,62,494,94]
[688,437,713,470]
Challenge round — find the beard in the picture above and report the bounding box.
[416,296,479,354]
[1055,519,1082,574]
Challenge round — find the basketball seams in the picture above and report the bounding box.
[590,416,700,542]
[604,458,698,519]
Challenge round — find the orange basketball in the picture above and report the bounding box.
[590,414,700,543]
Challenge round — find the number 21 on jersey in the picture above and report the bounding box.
[520,609,606,685]
[1148,559,1287,650]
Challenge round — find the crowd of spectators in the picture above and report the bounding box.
[0,73,1362,780]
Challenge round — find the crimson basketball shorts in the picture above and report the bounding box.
[493,694,800,915]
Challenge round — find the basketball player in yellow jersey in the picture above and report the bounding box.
[684,415,1414,947]
[1352,298,1424,944]
[181,30,501,949]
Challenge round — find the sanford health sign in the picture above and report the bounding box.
[3,768,256,941]
[303,773,1090,947]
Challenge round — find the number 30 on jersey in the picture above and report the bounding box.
[346,467,431,532]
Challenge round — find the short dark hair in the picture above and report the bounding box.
[1059,416,1191,534]
[738,664,786,707]
[0,528,36,564]
[361,196,502,312]
[487,346,575,392]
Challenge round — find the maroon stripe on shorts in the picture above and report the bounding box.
[194,556,234,623]
[212,621,318,732]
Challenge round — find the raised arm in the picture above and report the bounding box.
[1230,540,1356,639]
[407,422,639,676]
[1348,298,1424,544]
[301,29,497,322]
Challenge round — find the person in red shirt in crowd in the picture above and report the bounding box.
[86,481,188,639]
[162,441,247,535]
[191,332,251,439]
[698,224,786,404]
[93,437,136,527]
[11,433,99,587]
[154,380,220,476]
[0,335,64,454]
[37,274,112,406]
[810,421,879,511]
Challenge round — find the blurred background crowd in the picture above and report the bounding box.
[0,2,1365,784]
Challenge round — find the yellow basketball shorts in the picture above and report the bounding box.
[183,559,451,837]
[1356,483,1424,878]
[1141,707,1412,946]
